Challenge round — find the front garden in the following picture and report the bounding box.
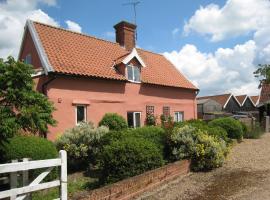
[0,111,264,199]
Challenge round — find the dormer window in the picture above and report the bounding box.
[127,65,141,82]
[24,54,32,65]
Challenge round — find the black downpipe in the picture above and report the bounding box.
[42,76,56,96]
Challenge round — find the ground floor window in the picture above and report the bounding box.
[127,112,141,128]
[174,111,184,122]
[76,105,87,124]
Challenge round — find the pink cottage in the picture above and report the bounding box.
[19,20,198,140]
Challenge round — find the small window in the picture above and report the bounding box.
[146,105,154,115]
[127,65,141,82]
[174,112,184,122]
[127,112,141,128]
[24,54,32,65]
[76,105,87,124]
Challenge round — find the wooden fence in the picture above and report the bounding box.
[0,150,67,200]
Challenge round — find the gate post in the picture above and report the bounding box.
[266,116,270,133]
[60,150,67,200]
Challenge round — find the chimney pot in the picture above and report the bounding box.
[114,21,136,51]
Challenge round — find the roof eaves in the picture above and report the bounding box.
[26,20,54,74]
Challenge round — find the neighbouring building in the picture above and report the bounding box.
[19,20,199,140]
[197,99,222,120]
[258,84,270,121]
[197,93,241,114]
[235,95,257,112]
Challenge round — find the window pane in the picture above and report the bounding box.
[134,112,141,127]
[127,66,133,81]
[133,66,140,82]
[77,106,85,123]
[174,112,178,122]
[179,112,183,122]
[127,112,134,128]
[25,54,32,64]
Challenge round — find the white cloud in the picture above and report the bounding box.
[0,0,59,58]
[184,0,270,42]
[65,20,82,33]
[164,40,259,96]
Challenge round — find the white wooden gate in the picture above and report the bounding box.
[0,150,67,200]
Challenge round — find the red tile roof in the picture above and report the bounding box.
[197,94,232,107]
[259,84,270,105]
[235,95,247,105]
[250,95,259,105]
[33,21,197,90]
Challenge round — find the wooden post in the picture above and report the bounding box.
[59,150,67,200]
[266,116,269,133]
[10,160,18,200]
[22,158,30,200]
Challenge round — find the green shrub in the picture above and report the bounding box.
[98,113,128,131]
[243,122,264,139]
[99,137,164,183]
[240,121,248,136]
[145,114,157,126]
[169,125,228,171]
[55,122,109,171]
[174,119,229,144]
[1,135,58,180]
[209,117,243,140]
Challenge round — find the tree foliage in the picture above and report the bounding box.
[0,56,56,143]
[254,64,270,88]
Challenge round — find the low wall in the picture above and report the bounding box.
[73,160,190,200]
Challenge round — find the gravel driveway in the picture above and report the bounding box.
[137,133,270,200]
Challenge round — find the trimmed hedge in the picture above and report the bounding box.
[98,113,128,131]
[99,137,164,183]
[1,135,58,180]
[209,117,243,140]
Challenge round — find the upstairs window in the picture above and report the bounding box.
[24,54,32,65]
[127,65,141,82]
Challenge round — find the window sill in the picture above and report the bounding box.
[128,80,141,84]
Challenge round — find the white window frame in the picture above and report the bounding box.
[174,111,184,122]
[75,105,87,125]
[127,111,141,128]
[127,64,141,83]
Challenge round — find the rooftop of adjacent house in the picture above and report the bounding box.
[259,84,270,105]
[250,95,260,105]
[22,20,197,90]
[197,93,232,107]
[235,95,247,105]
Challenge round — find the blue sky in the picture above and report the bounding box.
[1,0,270,96]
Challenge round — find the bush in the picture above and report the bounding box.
[209,117,243,140]
[55,122,109,171]
[243,122,264,139]
[169,125,228,171]
[145,114,157,126]
[174,119,229,144]
[1,135,58,180]
[99,137,164,183]
[98,113,128,131]
[240,121,248,136]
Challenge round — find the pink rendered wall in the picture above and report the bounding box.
[46,76,197,140]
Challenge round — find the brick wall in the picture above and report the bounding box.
[73,160,190,200]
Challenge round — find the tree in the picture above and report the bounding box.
[0,56,56,143]
[254,64,270,88]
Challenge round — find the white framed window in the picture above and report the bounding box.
[24,54,32,65]
[127,65,141,82]
[75,105,87,125]
[127,112,141,128]
[174,111,184,122]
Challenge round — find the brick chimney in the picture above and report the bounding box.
[114,21,136,51]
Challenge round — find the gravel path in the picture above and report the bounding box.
[137,133,270,200]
